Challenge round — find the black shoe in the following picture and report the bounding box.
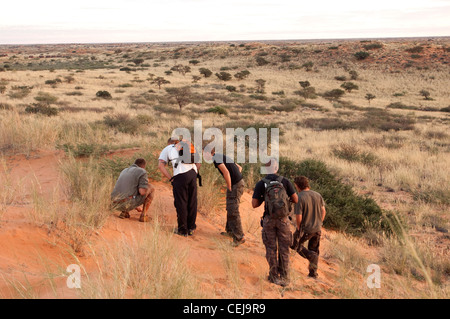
[231,237,245,247]
[119,211,130,219]
[174,229,188,237]
[268,275,287,287]
[188,229,195,236]
[308,272,318,279]
[220,231,232,238]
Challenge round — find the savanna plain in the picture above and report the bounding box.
[0,37,449,299]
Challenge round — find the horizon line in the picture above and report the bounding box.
[1,35,449,47]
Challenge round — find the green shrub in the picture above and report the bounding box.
[294,87,317,99]
[354,51,370,60]
[363,43,383,50]
[277,158,396,235]
[96,90,112,99]
[332,143,380,167]
[199,68,212,78]
[34,92,58,104]
[340,82,359,93]
[25,103,59,116]
[225,85,236,92]
[406,46,424,54]
[8,86,32,99]
[387,102,419,110]
[45,78,62,86]
[103,113,141,134]
[215,72,232,81]
[323,89,345,100]
[206,106,228,115]
[60,143,109,158]
[271,104,297,112]
[302,108,415,132]
[255,56,269,66]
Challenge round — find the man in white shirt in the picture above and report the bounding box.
[158,138,199,237]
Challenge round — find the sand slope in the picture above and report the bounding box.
[0,150,339,299]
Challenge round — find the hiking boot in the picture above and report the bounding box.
[119,211,130,219]
[220,231,232,238]
[139,214,150,223]
[188,229,195,236]
[268,275,287,287]
[308,271,318,279]
[231,237,246,247]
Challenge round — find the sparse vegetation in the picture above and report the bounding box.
[0,38,448,299]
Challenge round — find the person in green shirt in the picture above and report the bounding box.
[292,176,326,278]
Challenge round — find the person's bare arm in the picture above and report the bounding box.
[321,206,326,222]
[158,160,172,181]
[290,193,298,204]
[236,163,243,173]
[217,163,232,191]
[252,198,262,208]
[296,214,303,230]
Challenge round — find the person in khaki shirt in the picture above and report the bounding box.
[291,176,326,278]
[111,158,154,222]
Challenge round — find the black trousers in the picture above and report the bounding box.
[172,169,198,235]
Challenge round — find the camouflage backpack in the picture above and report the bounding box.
[263,176,290,219]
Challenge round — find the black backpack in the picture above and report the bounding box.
[263,176,290,219]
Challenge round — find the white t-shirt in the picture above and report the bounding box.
[159,144,198,177]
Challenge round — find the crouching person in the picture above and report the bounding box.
[291,176,326,278]
[111,158,155,222]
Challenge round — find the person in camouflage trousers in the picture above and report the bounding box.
[252,159,298,287]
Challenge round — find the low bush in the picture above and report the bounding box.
[206,106,228,115]
[96,90,112,99]
[103,113,141,134]
[354,51,370,60]
[59,143,109,158]
[277,158,398,235]
[25,103,59,116]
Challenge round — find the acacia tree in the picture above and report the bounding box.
[132,58,145,66]
[420,90,432,100]
[255,79,266,94]
[171,64,191,76]
[341,82,359,93]
[165,86,191,110]
[365,93,376,104]
[151,77,170,90]
[299,81,311,89]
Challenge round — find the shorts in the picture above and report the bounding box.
[112,195,146,212]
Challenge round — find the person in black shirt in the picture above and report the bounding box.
[204,148,246,247]
[252,158,298,286]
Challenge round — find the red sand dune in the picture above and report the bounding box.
[0,150,339,299]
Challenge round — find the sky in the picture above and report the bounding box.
[1,0,449,44]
